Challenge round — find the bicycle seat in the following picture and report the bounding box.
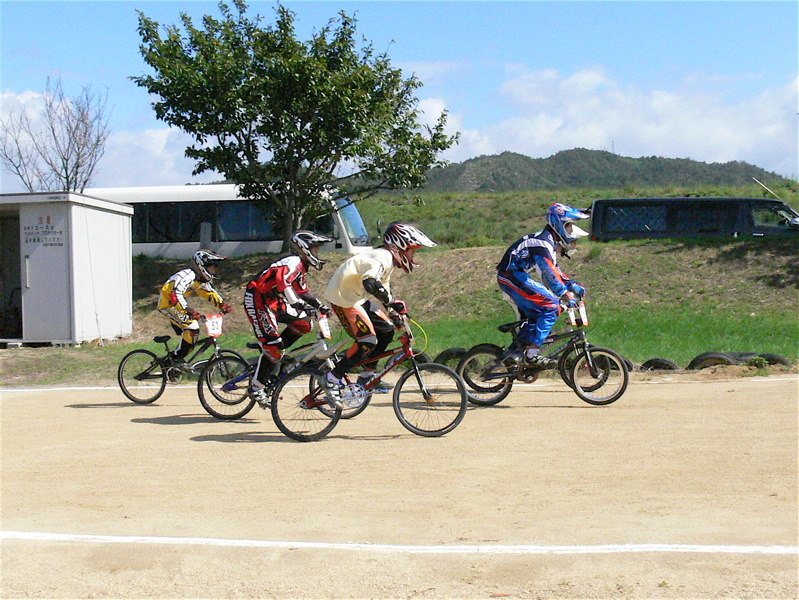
[246,342,261,350]
[497,321,525,333]
[153,335,171,344]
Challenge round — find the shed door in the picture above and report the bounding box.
[20,204,72,341]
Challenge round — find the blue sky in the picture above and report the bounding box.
[1,1,797,193]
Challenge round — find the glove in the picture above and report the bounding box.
[187,308,204,322]
[388,299,408,315]
[294,302,317,319]
[318,305,332,317]
[569,283,586,298]
[562,292,578,309]
[388,311,405,329]
[220,303,233,314]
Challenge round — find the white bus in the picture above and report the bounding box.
[84,184,372,258]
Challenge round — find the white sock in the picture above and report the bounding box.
[525,348,541,360]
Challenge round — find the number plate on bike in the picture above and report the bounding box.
[205,314,224,338]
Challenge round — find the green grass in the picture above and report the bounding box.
[2,303,795,389]
[3,228,796,387]
[416,306,798,369]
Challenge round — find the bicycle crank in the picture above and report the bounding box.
[166,366,184,384]
[342,383,368,409]
[516,365,541,384]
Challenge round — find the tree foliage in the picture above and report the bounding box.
[132,0,457,246]
[0,76,110,193]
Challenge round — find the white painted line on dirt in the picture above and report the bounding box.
[0,385,192,393]
[3,531,797,555]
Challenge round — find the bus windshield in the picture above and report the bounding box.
[336,198,371,245]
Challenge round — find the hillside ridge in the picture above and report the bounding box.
[421,149,790,192]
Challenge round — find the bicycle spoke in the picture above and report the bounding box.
[271,369,340,442]
[198,355,256,420]
[570,348,629,405]
[457,345,513,406]
[118,349,167,404]
[393,363,467,436]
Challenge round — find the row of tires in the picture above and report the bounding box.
[432,348,792,373]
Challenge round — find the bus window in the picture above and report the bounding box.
[751,203,799,230]
[217,201,275,241]
[605,205,667,233]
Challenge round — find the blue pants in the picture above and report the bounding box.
[497,270,561,347]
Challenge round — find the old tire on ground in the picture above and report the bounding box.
[687,352,741,370]
[433,347,467,369]
[641,357,681,371]
[727,352,793,367]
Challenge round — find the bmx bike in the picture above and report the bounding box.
[457,300,629,406]
[197,314,348,421]
[117,314,243,404]
[270,314,468,442]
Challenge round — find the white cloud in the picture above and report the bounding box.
[418,97,496,161]
[97,128,220,188]
[436,68,799,178]
[398,61,461,85]
[5,69,796,195]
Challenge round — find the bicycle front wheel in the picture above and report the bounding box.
[271,369,341,442]
[118,349,167,404]
[457,344,514,406]
[557,345,579,389]
[570,347,629,405]
[393,363,467,437]
[198,355,256,420]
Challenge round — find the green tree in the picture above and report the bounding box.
[132,0,457,247]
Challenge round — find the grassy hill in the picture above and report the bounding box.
[420,149,793,193]
[128,236,798,369]
[1,236,795,388]
[354,184,799,250]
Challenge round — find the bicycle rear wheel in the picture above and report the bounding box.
[457,344,514,406]
[393,363,467,437]
[271,368,341,442]
[118,349,167,404]
[198,355,256,420]
[570,347,629,405]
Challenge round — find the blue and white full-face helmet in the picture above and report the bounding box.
[546,203,590,247]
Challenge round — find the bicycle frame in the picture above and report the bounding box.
[220,319,348,393]
[343,317,438,398]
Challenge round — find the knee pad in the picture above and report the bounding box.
[286,319,312,336]
[181,328,199,345]
[262,342,283,362]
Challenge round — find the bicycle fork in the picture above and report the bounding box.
[573,338,602,377]
[408,359,437,404]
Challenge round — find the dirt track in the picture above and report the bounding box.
[1,373,797,599]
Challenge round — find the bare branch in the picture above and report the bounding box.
[0,75,111,192]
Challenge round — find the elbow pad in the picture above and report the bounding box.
[363,277,392,305]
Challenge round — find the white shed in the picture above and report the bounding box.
[0,191,133,345]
